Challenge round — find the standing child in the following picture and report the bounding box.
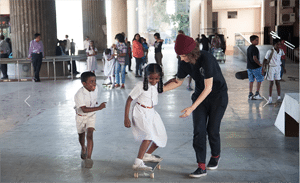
[103,47,116,85]
[86,41,98,73]
[264,38,285,104]
[74,72,106,168]
[124,63,167,170]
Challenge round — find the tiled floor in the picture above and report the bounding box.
[0,45,299,182]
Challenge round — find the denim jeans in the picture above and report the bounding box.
[135,57,143,76]
[115,62,125,84]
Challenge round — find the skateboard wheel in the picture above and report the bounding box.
[134,172,138,178]
[157,165,161,170]
[150,173,154,179]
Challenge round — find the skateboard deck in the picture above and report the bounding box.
[133,161,161,179]
[288,76,299,81]
[102,83,113,89]
[235,70,248,80]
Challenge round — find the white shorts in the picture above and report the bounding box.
[266,66,281,81]
[76,114,96,134]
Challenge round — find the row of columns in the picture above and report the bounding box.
[9,0,212,58]
[9,0,57,58]
[9,0,107,58]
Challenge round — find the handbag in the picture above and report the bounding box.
[262,49,274,77]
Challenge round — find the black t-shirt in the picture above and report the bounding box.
[154,41,163,53]
[177,51,228,97]
[247,45,260,69]
[200,38,209,51]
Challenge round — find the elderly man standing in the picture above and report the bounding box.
[28,33,44,82]
[0,35,11,79]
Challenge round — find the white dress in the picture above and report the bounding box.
[129,81,167,147]
[103,50,115,77]
[86,47,98,72]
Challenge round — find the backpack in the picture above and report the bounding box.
[262,49,274,77]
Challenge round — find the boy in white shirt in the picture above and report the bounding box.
[264,39,285,104]
[74,72,106,168]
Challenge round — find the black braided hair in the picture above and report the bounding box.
[143,68,149,91]
[158,77,163,93]
[143,63,163,93]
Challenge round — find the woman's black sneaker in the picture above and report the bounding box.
[206,157,220,170]
[189,168,207,178]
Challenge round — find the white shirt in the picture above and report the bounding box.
[74,86,98,116]
[83,40,91,50]
[65,38,71,51]
[129,81,158,107]
[265,48,285,67]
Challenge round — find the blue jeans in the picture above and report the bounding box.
[115,62,125,84]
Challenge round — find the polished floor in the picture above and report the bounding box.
[0,45,299,182]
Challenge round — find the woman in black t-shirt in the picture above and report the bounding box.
[164,34,228,178]
[154,32,164,66]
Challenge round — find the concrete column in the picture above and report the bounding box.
[261,0,265,45]
[190,0,201,39]
[9,0,57,58]
[82,0,107,52]
[200,0,212,32]
[138,0,147,37]
[127,0,138,41]
[111,0,127,44]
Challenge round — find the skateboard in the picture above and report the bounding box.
[235,70,248,80]
[102,83,114,89]
[288,76,299,81]
[133,161,161,179]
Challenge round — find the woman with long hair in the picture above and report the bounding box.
[132,33,144,77]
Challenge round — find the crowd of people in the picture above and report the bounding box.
[246,35,286,104]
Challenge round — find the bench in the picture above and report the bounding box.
[274,93,299,137]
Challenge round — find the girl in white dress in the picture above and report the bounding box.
[124,63,167,170]
[103,47,115,85]
[86,41,98,73]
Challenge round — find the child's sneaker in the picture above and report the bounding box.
[248,92,254,100]
[142,153,163,162]
[253,92,263,100]
[268,97,272,104]
[132,159,152,171]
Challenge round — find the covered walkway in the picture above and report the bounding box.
[0,45,298,182]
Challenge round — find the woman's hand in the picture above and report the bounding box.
[124,117,131,128]
[180,106,195,118]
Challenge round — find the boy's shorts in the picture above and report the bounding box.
[76,114,96,134]
[266,66,281,81]
[247,67,264,83]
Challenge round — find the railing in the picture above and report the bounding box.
[234,32,251,56]
[0,54,102,81]
[270,31,297,63]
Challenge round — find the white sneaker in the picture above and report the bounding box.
[268,97,272,104]
[142,153,163,162]
[253,93,263,100]
[132,161,152,171]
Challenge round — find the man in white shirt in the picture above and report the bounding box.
[264,38,285,104]
[83,36,90,50]
[65,35,71,55]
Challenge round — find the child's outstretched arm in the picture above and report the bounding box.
[124,96,133,128]
[81,102,106,113]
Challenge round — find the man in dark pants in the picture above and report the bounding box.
[0,35,11,79]
[28,33,44,82]
[164,34,228,178]
[70,39,79,75]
